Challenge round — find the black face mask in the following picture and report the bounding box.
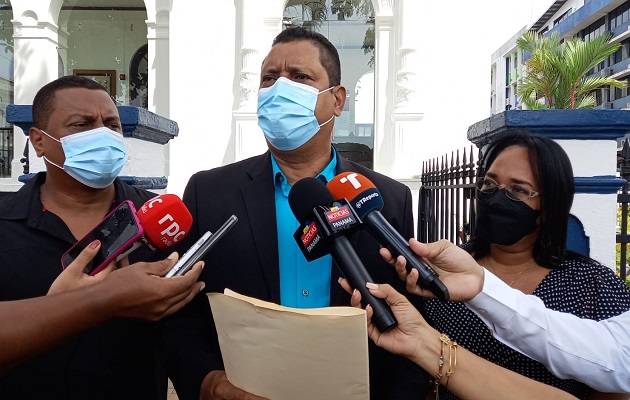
[475,189,540,246]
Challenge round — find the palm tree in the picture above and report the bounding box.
[517,31,627,109]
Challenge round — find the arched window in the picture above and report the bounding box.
[129,44,148,108]
[283,0,375,168]
[58,1,147,105]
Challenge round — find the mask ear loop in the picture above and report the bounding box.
[38,129,65,171]
[319,114,335,128]
[318,85,338,128]
[318,85,335,95]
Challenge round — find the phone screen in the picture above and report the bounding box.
[165,215,238,278]
[61,201,142,275]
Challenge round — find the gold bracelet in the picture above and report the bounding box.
[444,341,458,388]
[434,333,453,393]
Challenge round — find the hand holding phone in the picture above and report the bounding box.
[166,215,238,278]
[61,201,143,276]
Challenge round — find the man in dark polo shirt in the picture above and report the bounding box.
[0,75,173,399]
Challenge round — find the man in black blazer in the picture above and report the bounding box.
[160,27,429,400]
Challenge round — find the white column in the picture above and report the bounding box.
[146,12,169,116]
[232,0,282,162]
[0,0,63,190]
[372,13,394,176]
[146,2,171,180]
[390,0,423,178]
[559,139,619,269]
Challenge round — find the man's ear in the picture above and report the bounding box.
[332,85,346,117]
[29,127,45,157]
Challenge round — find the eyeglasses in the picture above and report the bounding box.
[476,177,541,202]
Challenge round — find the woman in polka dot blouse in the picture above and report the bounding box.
[421,131,630,400]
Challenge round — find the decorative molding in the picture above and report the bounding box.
[395,70,415,106]
[377,0,394,15]
[239,47,260,109]
[239,71,259,108]
[263,16,282,27]
[375,15,394,29]
[468,110,630,145]
[7,105,179,145]
[574,176,627,194]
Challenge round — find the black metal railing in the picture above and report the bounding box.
[617,140,630,280]
[418,146,479,246]
[0,127,12,178]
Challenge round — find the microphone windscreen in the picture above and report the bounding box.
[327,172,384,219]
[137,194,193,249]
[288,177,335,223]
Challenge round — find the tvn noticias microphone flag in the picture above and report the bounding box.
[327,172,450,301]
[293,198,361,262]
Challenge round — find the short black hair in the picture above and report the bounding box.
[32,75,109,130]
[471,130,575,268]
[273,27,341,86]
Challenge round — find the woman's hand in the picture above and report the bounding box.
[380,239,485,302]
[339,278,428,363]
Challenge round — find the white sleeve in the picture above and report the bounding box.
[465,270,630,393]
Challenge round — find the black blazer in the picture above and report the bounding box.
[159,150,429,400]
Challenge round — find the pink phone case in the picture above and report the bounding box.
[61,200,144,275]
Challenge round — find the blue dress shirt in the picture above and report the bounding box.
[272,150,338,308]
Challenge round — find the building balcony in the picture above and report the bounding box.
[547,0,624,38]
[607,56,630,80]
[611,93,630,109]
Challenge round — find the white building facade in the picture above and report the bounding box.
[0,0,426,196]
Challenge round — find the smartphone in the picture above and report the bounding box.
[61,200,144,275]
[165,215,238,278]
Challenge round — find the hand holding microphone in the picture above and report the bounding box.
[327,172,450,301]
[288,177,397,333]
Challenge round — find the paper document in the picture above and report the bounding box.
[208,290,370,400]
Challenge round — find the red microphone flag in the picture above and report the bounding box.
[137,194,193,250]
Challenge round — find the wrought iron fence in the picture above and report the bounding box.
[617,140,630,280]
[0,127,12,178]
[417,146,480,246]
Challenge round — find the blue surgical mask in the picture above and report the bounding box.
[257,77,335,151]
[41,127,126,189]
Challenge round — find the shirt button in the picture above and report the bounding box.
[279,175,285,182]
[302,289,309,297]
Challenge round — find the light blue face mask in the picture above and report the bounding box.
[257,77,335,151]
[41,127,126,189]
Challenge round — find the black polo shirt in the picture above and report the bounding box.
[0,172,165,400]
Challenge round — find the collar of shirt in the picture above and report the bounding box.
[0,172,149,243]
[270,149,338,308]
[270,149,338,194]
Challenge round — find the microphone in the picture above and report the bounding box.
[136,194,193,249]
[327,172,450,301]
[118,194,193,258]
[288,177,397,333]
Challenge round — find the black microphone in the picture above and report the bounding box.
[288,177,397,333]
[327,172,450,301]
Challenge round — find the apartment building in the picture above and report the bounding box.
[490,0,630,114]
